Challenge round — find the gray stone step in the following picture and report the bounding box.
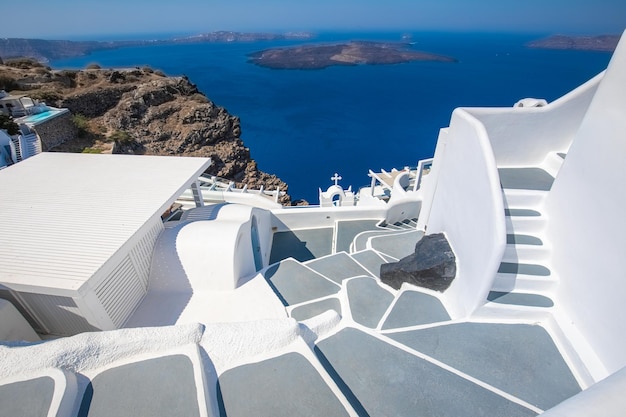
[501,189,548,209]
[498,167,554,191]
[316,327,539,417]
[503,243,551,263]
[219,352,351,416]
[504,208,542,217]
[352,229,400,252]
[380,290,451,330]
[80,355,204,417]
[269,228,333,263]
[389,322,580,411]
[507,234,543,246]
[492,272,557,293]
[487,291,554,308]
[346,277,395,328]
[264,259,340,306]
[290,297,342,321]
[492,262,556,293]
[505,214,547,235]
[368,229,425,260]
[498,262,551,276]
[335,219,381,254]
[349,249,390,279]
[304,252,374,284]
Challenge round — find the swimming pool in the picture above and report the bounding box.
[18,109,68,125]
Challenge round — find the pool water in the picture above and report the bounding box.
[19,109,67,124]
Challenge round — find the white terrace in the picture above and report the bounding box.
[1,31,626,417]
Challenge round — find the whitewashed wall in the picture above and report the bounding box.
[425,109,506,318]
[464,73,602,167]
[545,33,626,376]
[271,206,389,232]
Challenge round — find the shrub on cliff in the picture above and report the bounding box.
[72,114,90,138]
[109,130,134,145]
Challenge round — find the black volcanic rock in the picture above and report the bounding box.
[380,233,456,292]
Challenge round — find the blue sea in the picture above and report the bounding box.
[51,32,612,203]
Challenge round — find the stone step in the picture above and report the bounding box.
[498,262,551,276]
[378,218,418,231]
[541,152,567,178]
[504,208,543,217]
[502,243,551,263]
[498,167,554,192]
[352,229,405,253]
[491,261,555,293]
[501,189,548,209]
[506,234,543,246]
[491,271,557,293]
[486,291,554,308]
[505,214,547,235]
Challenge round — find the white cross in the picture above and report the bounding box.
[331,173,342,186]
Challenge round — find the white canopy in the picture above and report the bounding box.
[0,153,210,293]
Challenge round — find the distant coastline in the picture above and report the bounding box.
[527,35,619,52]
[2,32,619,64]
[0,31,315,63]
[248,41,457,69]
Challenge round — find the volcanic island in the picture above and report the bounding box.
[248,41,457,69]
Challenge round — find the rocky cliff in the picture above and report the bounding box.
[0,61,290,203]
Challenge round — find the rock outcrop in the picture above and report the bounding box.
[380,233,456,292]
[0,63,290,203]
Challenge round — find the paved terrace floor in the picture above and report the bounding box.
[254,224,581,416]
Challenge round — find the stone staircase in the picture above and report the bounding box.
[262,216,579,415]
[378,217,418,231]
[480,154,567,315]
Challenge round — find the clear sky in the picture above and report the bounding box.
[3,0,626,39]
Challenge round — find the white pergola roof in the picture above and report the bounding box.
[0,153,210,292]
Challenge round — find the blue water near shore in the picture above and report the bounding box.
[51,32,611,203]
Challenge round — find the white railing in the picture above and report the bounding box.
[413,158,434,192]
[197,174,285,203]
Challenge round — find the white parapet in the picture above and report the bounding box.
[151,204,273,291]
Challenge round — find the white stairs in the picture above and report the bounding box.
[479,154,568,315]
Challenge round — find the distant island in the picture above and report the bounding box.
[527,35,619,52]
[0,32,315,62]
[248,41,457,69]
